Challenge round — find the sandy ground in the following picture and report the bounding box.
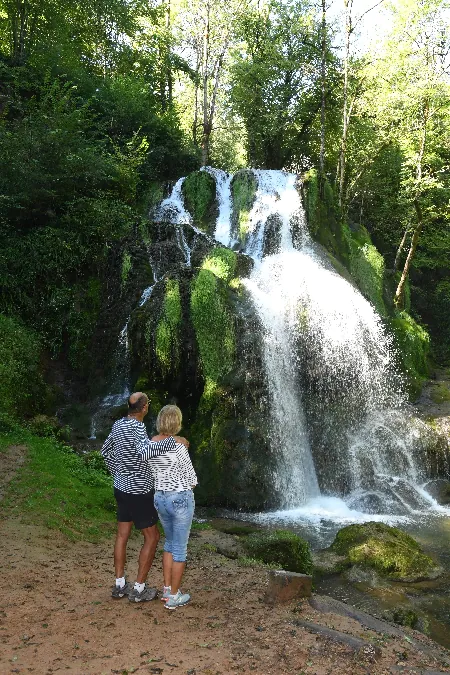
[1,447,450,675]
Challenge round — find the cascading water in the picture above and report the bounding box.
[153,177,192,225]
[201,167,234,247]
[207,168,445,522]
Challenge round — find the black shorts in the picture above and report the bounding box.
[114,488,159,529]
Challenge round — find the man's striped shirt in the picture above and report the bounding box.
[101,417,176,494]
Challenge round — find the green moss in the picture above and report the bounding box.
[202,247,237,283]
[155,278,182,373]
[344,229,386,315]
[242,530,313,574]
[231,170,257,244]
[121,251,132,287]
[303,169,348,263]
[391,311,430,398]
[430,383,450,403]
[190,269,235,384]
[330,522,439,581]
[182,171,217,233]
[212,524,260,536]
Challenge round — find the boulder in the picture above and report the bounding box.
[329,522,442,582]
[264,570,312,604]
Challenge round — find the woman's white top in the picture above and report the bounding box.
[150,441,198,492]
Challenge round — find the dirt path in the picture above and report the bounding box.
[1,447,450,675]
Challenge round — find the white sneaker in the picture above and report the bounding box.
[164,590,190,610]
[161,585,171,602]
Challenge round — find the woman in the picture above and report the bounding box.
[151,404,197,610]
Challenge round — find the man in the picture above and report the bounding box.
[101,391,189,602]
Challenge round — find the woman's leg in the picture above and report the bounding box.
[170,490,195,594]
[162,551,173,588]
[154,492,174,588]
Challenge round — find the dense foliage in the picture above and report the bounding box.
[0,0,197,378]
[1,0,449,426]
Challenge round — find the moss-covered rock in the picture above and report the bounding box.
[423,479,450,505]
[190,250,237,384]
[242,530,313,574]
[344,225,387,316]
[231,169,258,246]
[330,522,441,582]
[182,170,217,235]
[391,311,430,399]
[155,278,182,374]
[302,168,348,264]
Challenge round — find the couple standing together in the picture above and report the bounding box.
[101,392,197,610]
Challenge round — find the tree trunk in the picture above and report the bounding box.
[166,0,173,106]
[393,226,410,273]
[394,100,429,306]
[319,0,327,195]
[394,201,423,308]
[201,1,210,166]
[337,0,352,208]
[193,48,200,146]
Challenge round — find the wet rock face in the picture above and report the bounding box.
[126,223,274,509]
[423,479,450,505]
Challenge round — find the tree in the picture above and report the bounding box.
[231,0,328,169]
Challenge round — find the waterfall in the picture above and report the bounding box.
[201,167,234,247]
[209,169,441,518]
[89,278,158,439]
[152,178,192,225]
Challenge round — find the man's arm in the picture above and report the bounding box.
[136,430,176,460]
[101,432,118,476]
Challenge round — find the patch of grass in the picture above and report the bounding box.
[191,521,212,531]
[0,427,115,542]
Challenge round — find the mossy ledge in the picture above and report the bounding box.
[330,522,441,582]
[231,169,258,246]
[182,170,217,235]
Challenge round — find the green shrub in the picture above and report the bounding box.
[0,314,47,418]
[242,530,313,574]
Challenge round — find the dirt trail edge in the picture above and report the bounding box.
[1,450,449,674]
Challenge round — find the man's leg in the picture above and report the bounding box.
[114,521,133,578]
[136,524,160,584]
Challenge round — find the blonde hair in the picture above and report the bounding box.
[156,405,182,435]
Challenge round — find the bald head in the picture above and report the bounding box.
[128,392,149,414]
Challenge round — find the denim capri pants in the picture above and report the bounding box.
[154,489,195,562]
